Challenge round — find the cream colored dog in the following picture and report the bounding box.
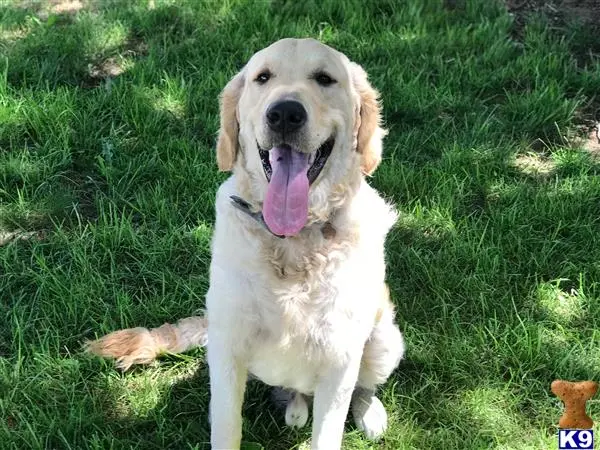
[87,38,404,449]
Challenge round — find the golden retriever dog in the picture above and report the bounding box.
[87,38,404,449]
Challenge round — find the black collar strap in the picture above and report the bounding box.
[229,195,285,239]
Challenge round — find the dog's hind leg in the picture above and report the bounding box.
[285,391,309,428]
[352,289,404,440]
[271,388,310,428]
[85,316,208,370]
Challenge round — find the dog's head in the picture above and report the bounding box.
[216,38,386,236]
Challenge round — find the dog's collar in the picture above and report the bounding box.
[229,195,284,239]
[229,195,336,240]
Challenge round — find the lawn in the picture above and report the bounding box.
[1,0,599,449]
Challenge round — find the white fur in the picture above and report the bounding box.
[204,38,405,450]
[352,388,388,440]
[286,392,309,428]
[206,178,402,449]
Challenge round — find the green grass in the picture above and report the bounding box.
[1,0,600,448]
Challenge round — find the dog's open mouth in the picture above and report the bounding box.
[258,138,334,185]
[257,138,334,237]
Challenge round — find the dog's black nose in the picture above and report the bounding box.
[266,100,307,134]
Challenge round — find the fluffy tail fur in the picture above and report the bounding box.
[85,316,208,370]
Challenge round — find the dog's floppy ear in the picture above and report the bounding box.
[350,62,387,176]
[216,70,245,171]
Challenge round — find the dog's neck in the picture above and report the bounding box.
[231,170,362,241]
[229,194,338,240]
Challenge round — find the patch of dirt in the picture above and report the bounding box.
[567,105,600,160]
[504,0,600,60]
[0,229,45,246]
[17,0,88,16]
[47,0,84,15]
[503,1,600,157]
[82,37,148,88]
[580,125,600,159]
[505,0,600,27]
[87,57,124,79]
[513,152,557,178]
[6,416,17,429]
[122,36,149,59]
[557,0,600,26]
[16,0,91,21]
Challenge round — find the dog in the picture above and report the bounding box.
[87,38,405,449]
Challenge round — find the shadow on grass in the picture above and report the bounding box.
[0,3,223,231]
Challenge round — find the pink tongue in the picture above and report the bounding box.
[263,146,310,236]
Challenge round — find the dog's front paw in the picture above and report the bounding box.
[351,389,387,440]
[285,392,309,428]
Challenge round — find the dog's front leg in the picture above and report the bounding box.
[311,354,362,450]
[207,337,247,449]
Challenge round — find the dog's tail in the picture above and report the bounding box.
[85,316,208,370]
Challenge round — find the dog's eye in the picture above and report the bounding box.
[315,72,336,86]
[255,71,271,84]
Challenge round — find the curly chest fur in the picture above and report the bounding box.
[251,228,362,352]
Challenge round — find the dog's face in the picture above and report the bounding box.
[216,38,386,236]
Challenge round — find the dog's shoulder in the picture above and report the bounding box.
[212,176,265,247]
[345,179,398,244]
[214,175,238,219]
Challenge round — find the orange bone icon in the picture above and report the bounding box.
[551,380,598,429]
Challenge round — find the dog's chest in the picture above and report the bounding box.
[247,283,346,395]
[260,236,349,341]
[245,236,364,393]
